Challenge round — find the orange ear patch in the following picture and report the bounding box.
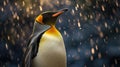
[35,15,43,24]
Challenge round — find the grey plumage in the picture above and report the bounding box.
[22,22,50,67]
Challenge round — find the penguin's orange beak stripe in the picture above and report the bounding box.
[52,11,64,17]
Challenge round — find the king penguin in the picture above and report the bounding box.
[23,8,68,67]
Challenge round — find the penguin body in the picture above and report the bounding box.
[32,26,66,67]
[23,8,68,67]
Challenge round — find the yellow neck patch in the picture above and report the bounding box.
[39,25,62,47]
[44,25,61,37]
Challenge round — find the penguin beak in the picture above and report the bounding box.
[52,8,68,17]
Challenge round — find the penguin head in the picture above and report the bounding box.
[35,8,68,25]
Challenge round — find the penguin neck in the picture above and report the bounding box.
[45,25,61,37]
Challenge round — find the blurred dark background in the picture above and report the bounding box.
[0,0,120,67]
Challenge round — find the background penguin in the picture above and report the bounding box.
[23,8,68,67]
